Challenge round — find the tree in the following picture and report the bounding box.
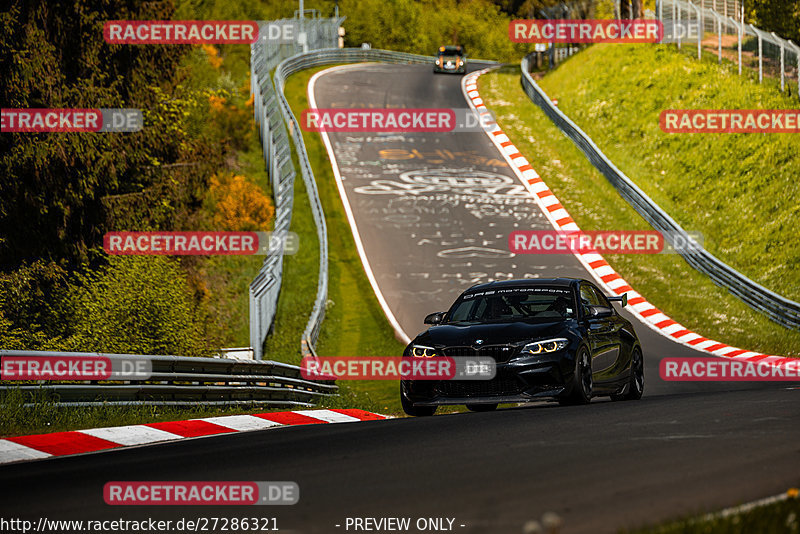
[0,0,220,270]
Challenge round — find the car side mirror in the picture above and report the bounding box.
[424,312,445,325]
[588,305,613,319]
[607,294,627,307]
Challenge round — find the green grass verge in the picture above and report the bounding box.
[0,386,318,438]
[622,492,800,533]
[270,66,410,415]
[200,140,274,348]
[542,46,800,300]
[480,58,800,357]
[537,43,800,302]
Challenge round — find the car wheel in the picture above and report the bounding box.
[466,403,497,412]
[559,347,592,405]
[611,348,644,401]
[401,383,436,417]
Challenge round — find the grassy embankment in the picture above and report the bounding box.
[480,43,800,357]
[622,489,799,534]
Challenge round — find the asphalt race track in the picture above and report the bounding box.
[1,63,798,534]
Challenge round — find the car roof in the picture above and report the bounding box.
[463,278,582,294]
[438,45,463,54]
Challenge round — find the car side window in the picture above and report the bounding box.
[579,284,600,316]
[590,285,612,308]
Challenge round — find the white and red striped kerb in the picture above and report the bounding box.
[0,409,386,466]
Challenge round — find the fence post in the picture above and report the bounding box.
[688,2,702,60]
[791,41,800,98]
[699,0,704,41]
[772,33,785,92]
[716,12,722,63]
[657,0,663,35]
[752,25,763,83]
[738,7,743,75]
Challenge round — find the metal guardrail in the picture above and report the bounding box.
[250,44,436,359]
[249,18,344,360]
[0,350,337,408]
[519,54,800,329]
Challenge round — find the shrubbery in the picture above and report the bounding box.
[0,257,218,357]
[208,173,275,231]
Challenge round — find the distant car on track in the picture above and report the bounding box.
[400,278,643,416]
[433,45,466,74]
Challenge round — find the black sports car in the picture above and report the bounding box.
[433,45,467,74]
[400,278,644,416]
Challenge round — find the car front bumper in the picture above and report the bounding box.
[401,352,576,406]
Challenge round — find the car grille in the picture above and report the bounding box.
[435,370,525,398]
[442,345,517,363]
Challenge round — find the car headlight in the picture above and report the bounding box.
[435,59,441,65]
[520,338,568,355]
[411,345,437,358]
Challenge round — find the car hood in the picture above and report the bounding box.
[415,320,573,347]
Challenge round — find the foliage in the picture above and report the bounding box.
[0,0,215,269]
[0,261,72,350]
[748,0,800,43]
[62,255,218,357]
[208,173,275,231]
[335,0,529,62]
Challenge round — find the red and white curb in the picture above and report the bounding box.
[462,69,796,368]
[0,409,387,466]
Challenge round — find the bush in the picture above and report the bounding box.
[0,261,71,350]
[62,256,218,357]
[208,173,275,231]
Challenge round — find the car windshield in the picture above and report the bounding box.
[447,287,575,323]
[438,47,463,57]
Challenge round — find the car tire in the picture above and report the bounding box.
[466,403,497,412]
[611,348,644,401]
[559,347,592,405]
[401,383,436,417]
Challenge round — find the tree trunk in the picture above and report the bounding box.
[620,0,643,19]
